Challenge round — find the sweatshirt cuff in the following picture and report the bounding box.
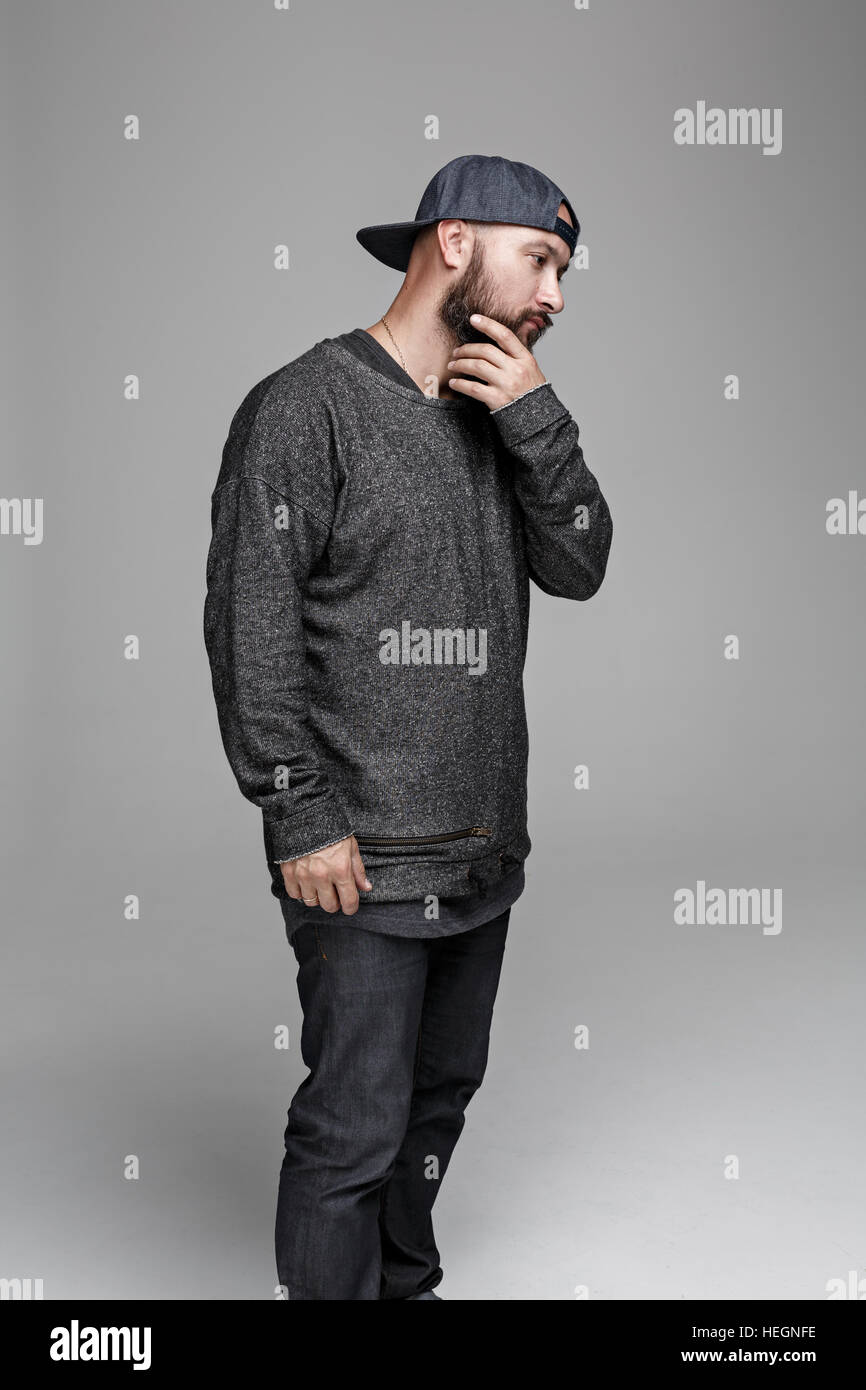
[267,799,354,863]
[489,381,571,448]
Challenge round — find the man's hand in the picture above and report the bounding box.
[280,835,372,914]
[446,313,547,410]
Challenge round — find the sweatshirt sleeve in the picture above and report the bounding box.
[203,380,354,864]
[490,381,613,600]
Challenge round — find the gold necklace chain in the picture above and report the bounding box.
[379,314,407,372]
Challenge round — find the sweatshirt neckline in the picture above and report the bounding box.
[321,338,476,411]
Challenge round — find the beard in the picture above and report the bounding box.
[437,238,543,374]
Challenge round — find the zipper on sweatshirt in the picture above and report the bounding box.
[354,826,492,846]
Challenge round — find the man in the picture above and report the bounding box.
[203,153,613,1300]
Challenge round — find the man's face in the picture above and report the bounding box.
[437,206,572,353]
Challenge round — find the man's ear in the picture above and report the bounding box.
[437,218,474,269]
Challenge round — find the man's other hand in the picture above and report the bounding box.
[280,836,372,914]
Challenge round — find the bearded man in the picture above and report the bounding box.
[203,153,613,1301]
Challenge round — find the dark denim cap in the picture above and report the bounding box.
[356,153,579,272]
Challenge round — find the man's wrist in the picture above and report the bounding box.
[491,381,550,414]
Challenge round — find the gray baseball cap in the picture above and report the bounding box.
[356,153,580,272]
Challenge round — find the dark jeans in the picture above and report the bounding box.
[275,908,511,1300]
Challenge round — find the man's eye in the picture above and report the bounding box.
[532,254,546,267]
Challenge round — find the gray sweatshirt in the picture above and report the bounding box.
[203,332,613,911]
[274,329,527,941]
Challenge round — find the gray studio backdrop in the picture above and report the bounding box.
[2,0,864,1300]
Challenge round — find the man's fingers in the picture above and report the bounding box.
[467,313,524,356]
[294,868,321,906]
[447,355,503,383]
[280,862,304,899]
[335,873,360,915]
[309,874,340,913]
[279,837,371,916]
[351,841,373,892]
[448,342,506,367]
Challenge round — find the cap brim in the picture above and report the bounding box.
[355,218,441,272]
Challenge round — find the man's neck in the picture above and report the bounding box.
[363,304,461,401]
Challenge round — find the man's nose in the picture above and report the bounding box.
[538,281,565,315]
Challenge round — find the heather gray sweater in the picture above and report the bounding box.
[203,334,613,906]
[274,329,527,941]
